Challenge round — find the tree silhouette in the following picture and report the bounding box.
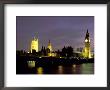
[61,46,73,57]
[66,46,73,57]
[61,46,67,57]
[56,49,60,57]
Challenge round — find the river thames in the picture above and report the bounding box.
[24,63,94,74]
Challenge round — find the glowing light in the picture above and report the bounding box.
[37,67,43,74]
[47,40,53,52]
[58,65,63,69]
[72,65,76,73]
[31,37,38,53]
[58,66,63,74]
[72,64,76,68]
[27,61,36,68]
[85,39,88,42]
[47,40,57,57]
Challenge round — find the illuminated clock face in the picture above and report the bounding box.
[85,39,90,42]
[85,39,88,42]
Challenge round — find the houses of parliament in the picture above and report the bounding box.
[30,29,92,58]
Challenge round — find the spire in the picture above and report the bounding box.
[87,29,88,34]
[33,32,38,40]
[33,36,37,41]
[48,40,51,45]
[85,29,89,39]
[49,40,50,43]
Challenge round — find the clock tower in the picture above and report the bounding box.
[83,29,91,58]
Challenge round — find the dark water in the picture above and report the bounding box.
[27,63,94,74]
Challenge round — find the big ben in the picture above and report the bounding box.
[83,29,91,58]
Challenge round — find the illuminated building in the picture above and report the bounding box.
[31,37,38,53]
[27,61,36,68]
[47,40,56,57]
[82,29,91,58]
[47,40,53,52]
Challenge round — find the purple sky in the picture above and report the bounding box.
[16,16,94,52]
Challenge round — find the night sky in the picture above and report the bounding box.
[16,16,94,52]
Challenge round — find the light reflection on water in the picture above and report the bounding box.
[72,64,76,68]
[81,63,94,74]
[72,64,76,73]
[37,67,43,74]
[58,65,63,74]
[30,63,94,74]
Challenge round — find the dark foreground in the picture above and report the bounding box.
[16,56,94,74]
